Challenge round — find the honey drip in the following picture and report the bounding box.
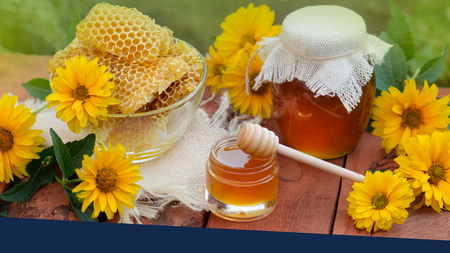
[272,76,375,159]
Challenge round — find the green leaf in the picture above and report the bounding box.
[387,0,415,61]
[66,9,81,45]
[63,188,98,222]
[367,169,387,175]
[21,78,51,101]
[65,134,96,169]
[50,128,76,180]
[0,147,55,202]
[417,44,448,84]
[0,211,7,217]
[366,88,384,133]
[374,32,408,92]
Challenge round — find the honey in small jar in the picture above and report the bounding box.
[272,75,375,159]
[205,135,278,222]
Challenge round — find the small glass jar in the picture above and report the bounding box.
[272,75,375,160]
[205,135,279,222]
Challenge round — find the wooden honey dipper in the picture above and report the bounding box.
[237,123,365,182]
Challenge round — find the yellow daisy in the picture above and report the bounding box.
[0,94,45,183]
[72,142,142,219]
[46,56,118,134]
[347,170,415,233]
[214,3,281,59]
[221,48,273,119]
[372,79,450,155]
[205,46,233,94]
[394,131,450,213]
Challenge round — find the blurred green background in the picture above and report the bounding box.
[1,0,449,86]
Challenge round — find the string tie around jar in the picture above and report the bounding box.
[245,47,261,95]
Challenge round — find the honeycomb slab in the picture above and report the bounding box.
[47,3,205,161]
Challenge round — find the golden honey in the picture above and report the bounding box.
[272,75,375,159]
[205,135,278,221]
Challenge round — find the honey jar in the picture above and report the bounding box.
[272,75,375,159]
[252,5,392,159]
[205,135,278,222]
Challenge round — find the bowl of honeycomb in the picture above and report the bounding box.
[47,3,207,163]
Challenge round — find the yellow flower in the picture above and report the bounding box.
[0,94,45,183]
[394,131,450,213]
[46,56,118,134]
[214,3,281,59]
[347,170,415,233]
[372,79,450,155]
[72,142,142,219]
[205,46,233,94]
[221,48,273,119]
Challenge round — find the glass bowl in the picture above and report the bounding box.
[80,42,207,163]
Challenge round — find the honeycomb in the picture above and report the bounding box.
[137,40,204,112]
[76,3,174,64]
[48,38,189,114]
[47,38,103,76]
[47,3,204,157]
[107,56,188,114]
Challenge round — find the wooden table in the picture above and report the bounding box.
[1,52,450,241]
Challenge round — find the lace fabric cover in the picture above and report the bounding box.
[254,5,392,112]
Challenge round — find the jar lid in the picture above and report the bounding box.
[254,5,392,112]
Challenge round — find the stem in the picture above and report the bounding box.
[31,102,49,114]
[54,173,64,185]
[62,185,74,191]
[65,178,83,185]
[54,173,75,191]
[411,68,421,79]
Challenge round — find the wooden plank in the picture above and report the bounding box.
[6,165,79,221]
[206,118,344,233]
[0,182,11,208]
[0,182,10,195]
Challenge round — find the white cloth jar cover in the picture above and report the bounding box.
[254,5,392,112]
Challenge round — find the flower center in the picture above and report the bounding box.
[240,34,256,48]
[213,63,225,76]
[96,167,119,193]
[249,72,270,95]
[372,193,389,210]
[73,86,90,101]
[0,127,14,152]
[402,108,422,129]
[428,163,446,185]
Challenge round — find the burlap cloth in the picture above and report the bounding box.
[24,92,261,223]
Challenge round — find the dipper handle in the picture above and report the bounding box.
[237,123,365,183]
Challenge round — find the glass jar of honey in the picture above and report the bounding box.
[252,5,392,160]
[205,135,278,222]
[272,75,375,159]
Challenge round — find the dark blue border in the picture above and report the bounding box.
[1,217,448,252]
